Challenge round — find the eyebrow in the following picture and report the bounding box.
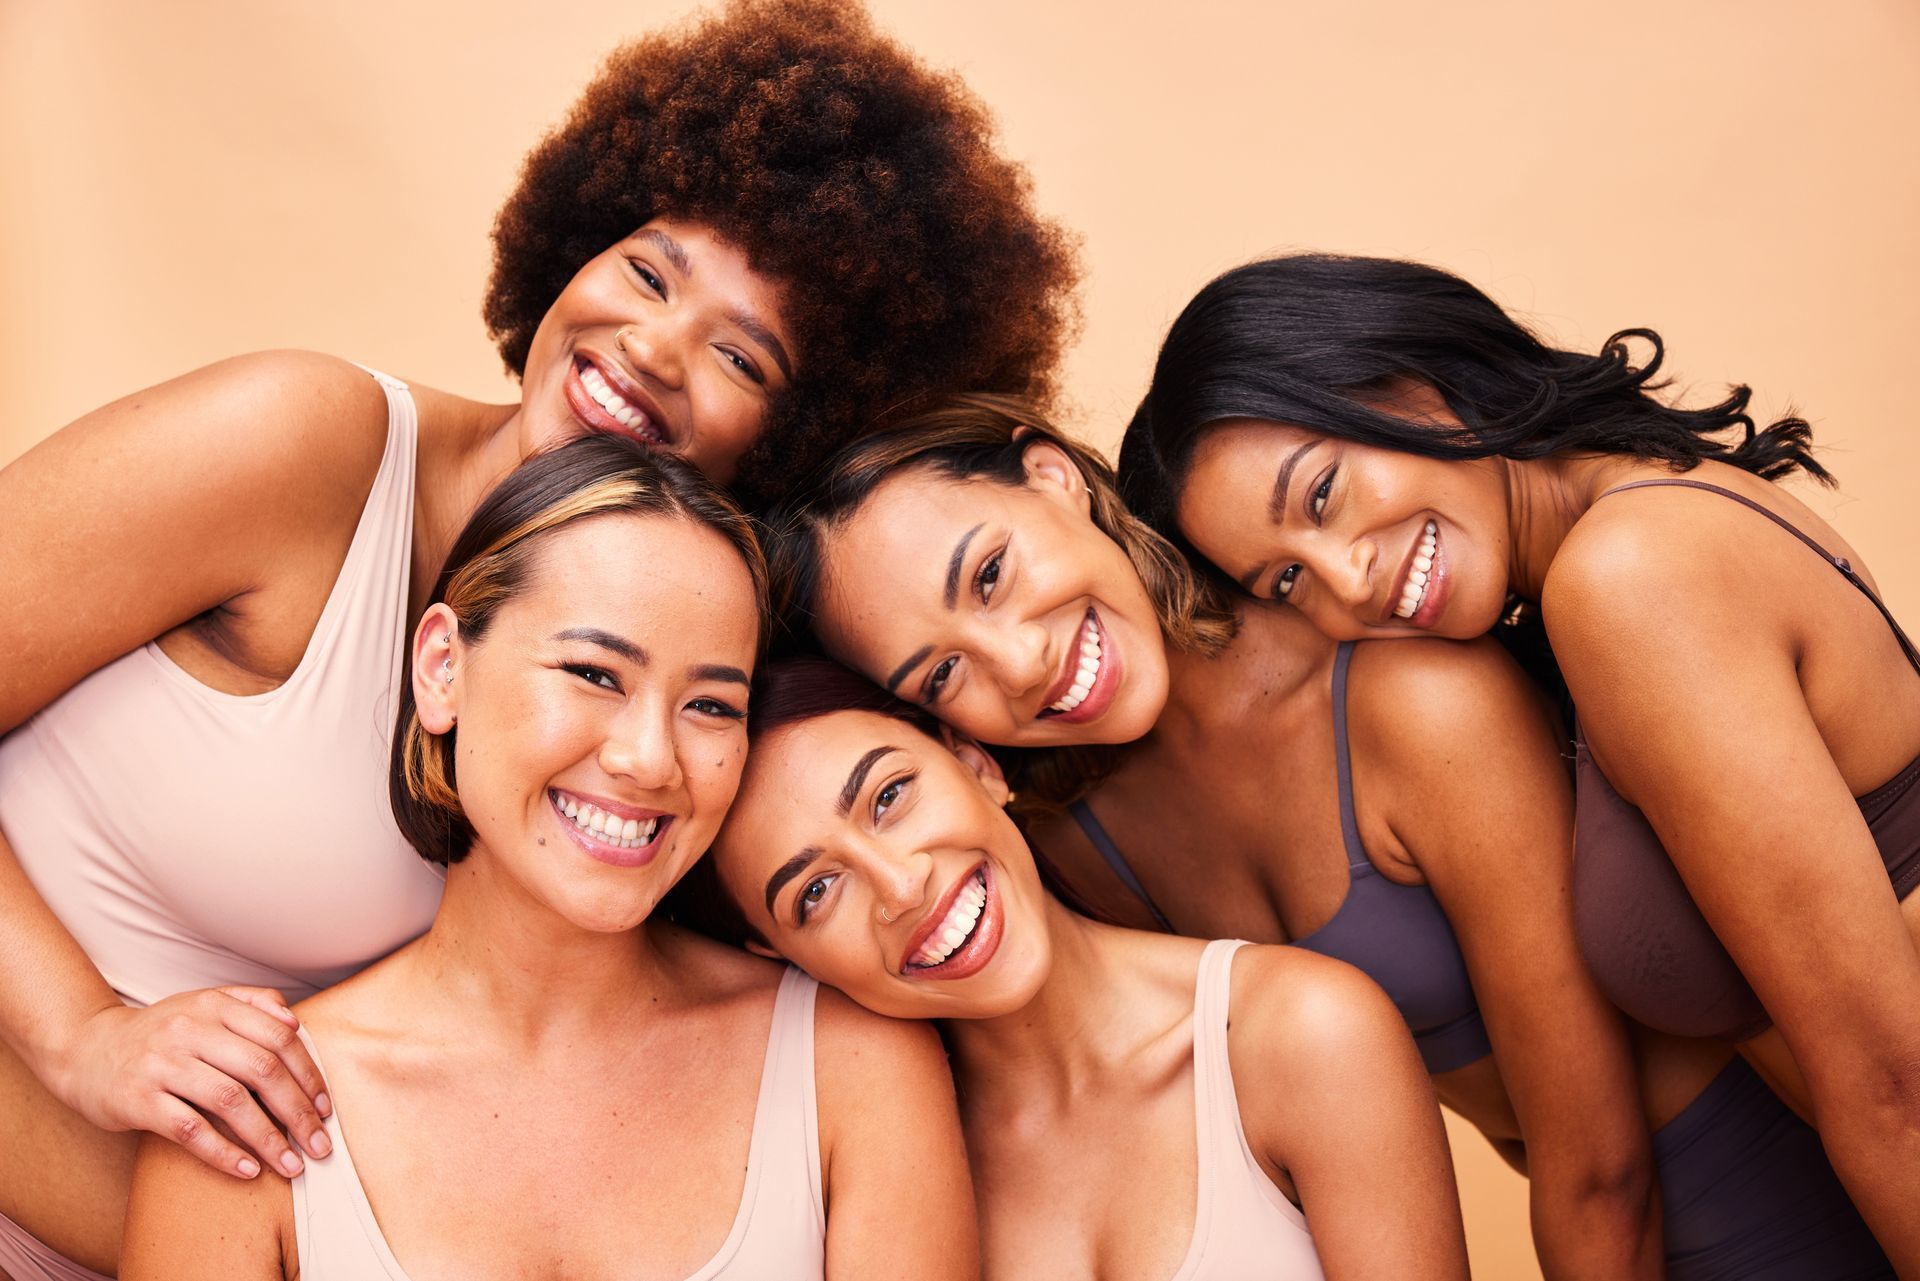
[1266,441,1320,525]
[729,311,795,383]
[944,523,985,609]
[691,664,751,687]
[838,746,897,816]
[764,846,821,916]
[637,228,690,277]
[552,628,647,664]
[885,645,934,694]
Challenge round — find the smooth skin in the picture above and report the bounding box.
[806,441,1666,1278]
[711,708,1468,1281]
[0,217,793,1270]
[1178,395,1920,1271]
[119,515,974,1281]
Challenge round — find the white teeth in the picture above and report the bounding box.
[1048,614,1105,714]
[1395,523,1440,619]
[553,792,661,850]
[910,873,989,967]
[581,365,646,428]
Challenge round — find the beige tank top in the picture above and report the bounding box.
[1173,939,1326,1281]
[0,366,445,1006]
[291,967,826,1279]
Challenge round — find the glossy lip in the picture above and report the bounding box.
[564,352,676,449]
[548,786,674,869]
[900,861,1002,981]
[1383,519,1449,631]
[1035,607,1123,726]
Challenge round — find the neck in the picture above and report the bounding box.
[414,403,527,599]
[1156,608,1330,743]
[399,845,674,1048]
[1499,453,1643,600]
[940,901,1152,1101]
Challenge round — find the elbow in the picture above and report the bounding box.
[1812,1040,1920,1138]
[1532,1135,1658,1224]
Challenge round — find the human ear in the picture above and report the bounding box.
[940,726,1011,807]
[411,603,463,735]
[1020,440,1093,518]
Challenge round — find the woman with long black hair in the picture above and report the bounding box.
[1125,253,1920,1269]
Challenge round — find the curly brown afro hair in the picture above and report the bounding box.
[484,0,1081,507]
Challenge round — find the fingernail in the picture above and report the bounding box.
[280,1151,304,1177]
[308,1130,332,1158]
[238,1158,260,1178]
[315,1092,332,1118]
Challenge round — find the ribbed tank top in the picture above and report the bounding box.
[0,367,445,1005]
[1171,939,1325,1280]
[291,967,826,1280]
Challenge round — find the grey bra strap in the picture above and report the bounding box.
[1067,800,1175,933]
[1330,641,1375,873]
[1597,479,1920,676]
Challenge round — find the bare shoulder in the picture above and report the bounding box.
[1226,943,1408,1072]
[1347,635,1545,750]
[811,982,949,1079]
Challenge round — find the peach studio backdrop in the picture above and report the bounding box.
[4,2,1918,1276]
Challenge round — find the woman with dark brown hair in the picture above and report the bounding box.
[0,3,1072,1274]
[118,435,975,1280]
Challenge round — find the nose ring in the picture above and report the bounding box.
[615,326,632,350]
[880,905,898,923]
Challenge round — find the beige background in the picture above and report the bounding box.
[5,2,1918,1275]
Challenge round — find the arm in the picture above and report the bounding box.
[813,987,979,1281]
[0,351,386,1174]
[120,1133,290,1280]
[1350,638,1660,1280]
[1231,946,1469,1281]
[1547,511,1920,1271]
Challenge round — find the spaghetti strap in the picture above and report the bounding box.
[1329,643,1373,873]
[1068,800,1176,932]
[1596,478,1920,675]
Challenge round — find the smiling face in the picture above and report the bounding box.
[710,709,1052,1020]
[1176,416,1514,641]
[516,217,797,486]
[420,512,759,933]
[810,445,1171,748]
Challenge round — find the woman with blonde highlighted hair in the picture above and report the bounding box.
[119,435,977,1280]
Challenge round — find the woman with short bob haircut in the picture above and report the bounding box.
[118,435,976,1280]
[1126,252,1920,1267]
[0,2,1071,1273]
[760,396,1897,1278]
[687,654,1467,1280]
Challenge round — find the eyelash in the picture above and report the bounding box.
[796,874,835,924]
[924,656,958,704]
[875,773,914,819]
[976,548,1005,602]
[566,662,620,692]
[1311,468,1336,519]
[689,697,748,721]
[628,259,663,296]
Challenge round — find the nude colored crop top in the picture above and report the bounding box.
[1571,479,1920,1042]
[1070,644,1492,1075]
[291,967,825,1279]
[0,367,445,1006]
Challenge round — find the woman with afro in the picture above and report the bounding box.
[0,2,1074,1276]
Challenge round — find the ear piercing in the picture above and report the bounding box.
[441,634,454,683]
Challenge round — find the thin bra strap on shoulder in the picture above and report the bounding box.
[1329,642,1374,873]
[1598,478,1920,675]
[1067,800,1176,933]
